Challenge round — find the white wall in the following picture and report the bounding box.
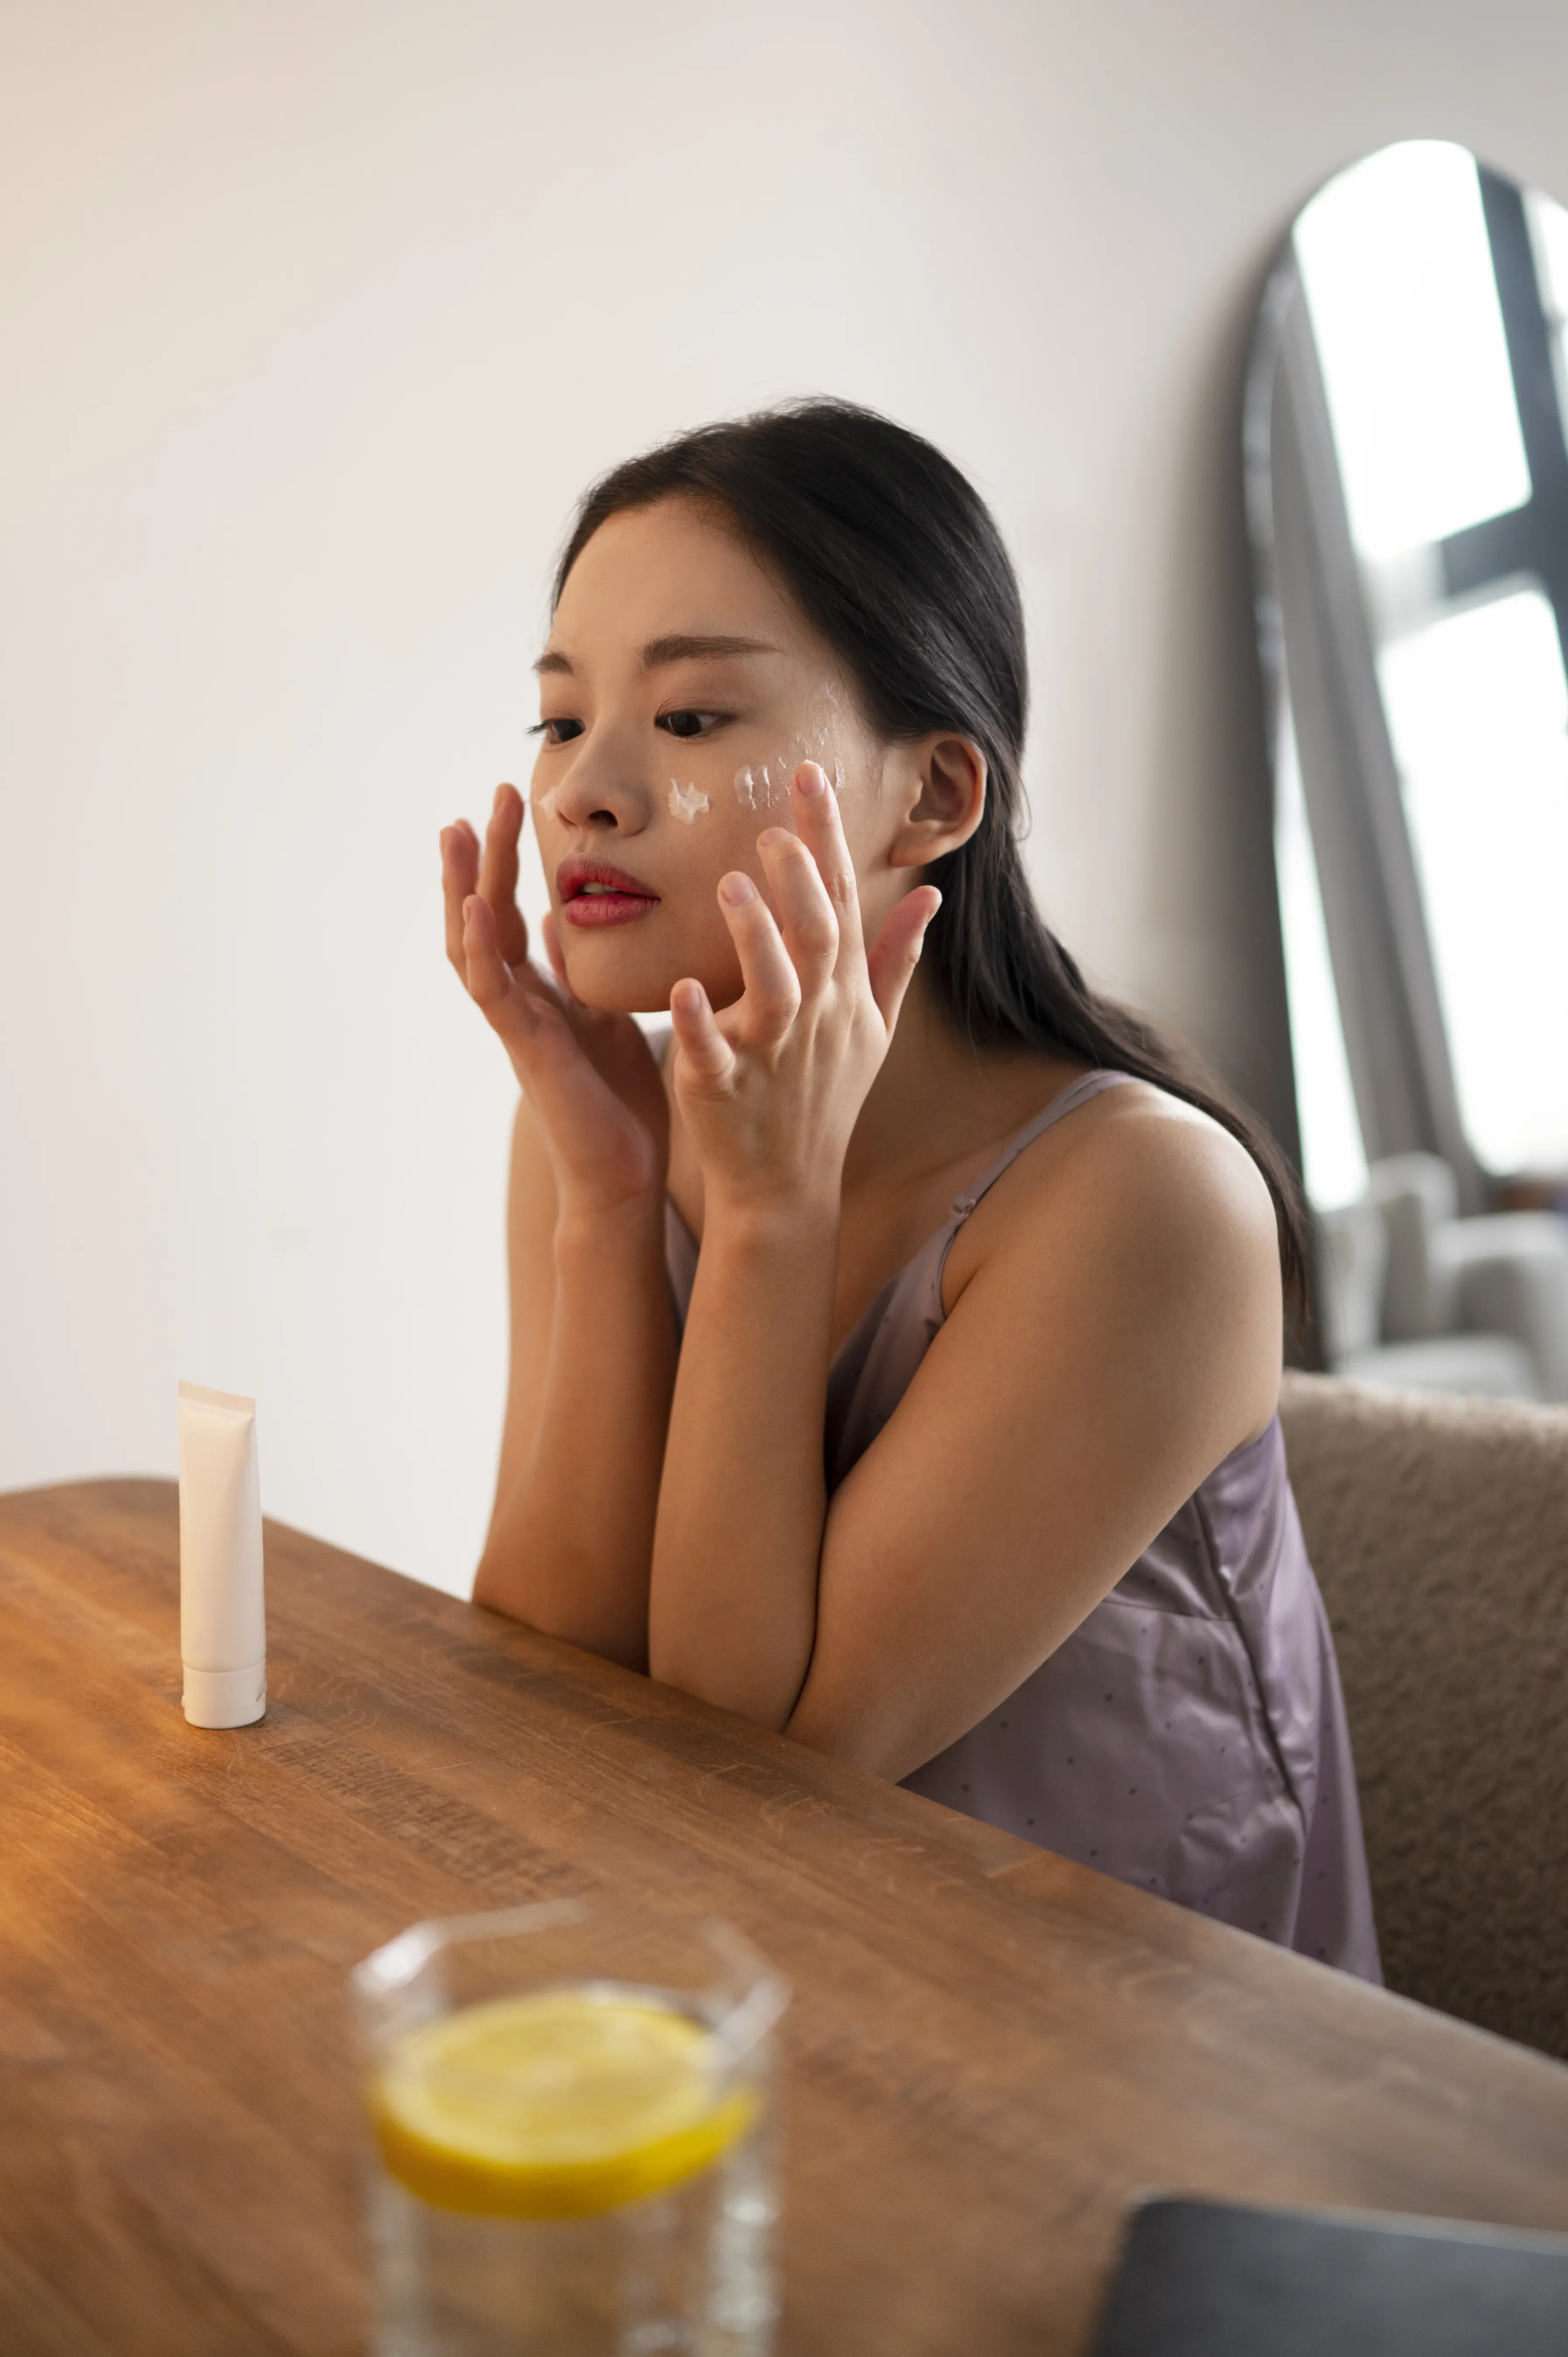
[7,0,1568,1591]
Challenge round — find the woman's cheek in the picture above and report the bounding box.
[666,777,712,823]
[663,677,857,833]
[661,738,850,828]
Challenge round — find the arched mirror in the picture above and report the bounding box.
[1248,141,1568,1396]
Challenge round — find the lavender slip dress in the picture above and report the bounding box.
[665,1068,1381,1981]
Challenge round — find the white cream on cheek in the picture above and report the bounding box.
[673,744,833,828]
[732,762,792,811]
[732,746,846,816]
[731,681,853,812]
[668,778,711,824]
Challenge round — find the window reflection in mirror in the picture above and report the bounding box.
[1262,138,1568,1198]
[1273,703,1370,1209]
[1297,141,1530,557]
[1379,585,1568,1172]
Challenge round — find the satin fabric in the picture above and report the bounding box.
[665,1069,1381,1980]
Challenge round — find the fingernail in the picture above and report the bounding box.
[756,828,791,851]
[719,871,756,906]
[797,763,828,797]
[674,978,706,1016]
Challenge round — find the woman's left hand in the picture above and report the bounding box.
[667,763,941,1211]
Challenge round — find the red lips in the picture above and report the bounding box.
[556,857,661,928]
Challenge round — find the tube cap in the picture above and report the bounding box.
[183,1662,266,1729]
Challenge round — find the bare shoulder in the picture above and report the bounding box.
[947,1077,1284,1435]
[955,1077,1277,1262]
[1059,1078,1280,1261]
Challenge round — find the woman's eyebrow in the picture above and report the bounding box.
[640,633,779,670]
[532,634,779,678]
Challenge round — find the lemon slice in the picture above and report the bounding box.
[371,1986,758,2219]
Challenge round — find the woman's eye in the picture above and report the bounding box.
[530,717,584,745]
[658,709,723,740]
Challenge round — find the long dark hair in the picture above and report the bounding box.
[554,398,1307,1314]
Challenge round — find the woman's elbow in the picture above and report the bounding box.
[473,1553,650,1673]
[784,1681,915,1779]
[470,1551,523,1618]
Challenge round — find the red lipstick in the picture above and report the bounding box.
[556,857,661,928]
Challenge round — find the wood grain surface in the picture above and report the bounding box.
[4,1479,1568,2357]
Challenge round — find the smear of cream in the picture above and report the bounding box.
[731,749,846,813]
[730,714,850,815]
[668,778,711,824]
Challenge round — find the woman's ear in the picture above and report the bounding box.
[886,733,987,870]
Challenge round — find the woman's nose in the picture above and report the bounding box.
[538,735,652,834]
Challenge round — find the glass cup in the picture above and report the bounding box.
[350,1899,789,2357]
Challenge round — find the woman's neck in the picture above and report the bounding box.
[841,972,1087,1204]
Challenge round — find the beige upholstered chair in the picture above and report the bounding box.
[1279,1372,1568,2059]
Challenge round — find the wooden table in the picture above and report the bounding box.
[6,1480,1568,2356]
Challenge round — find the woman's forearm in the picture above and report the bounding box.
[475,1196,676,1666]
[648,1196,838,1722]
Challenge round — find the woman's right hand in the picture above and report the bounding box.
[441,785,669,1212]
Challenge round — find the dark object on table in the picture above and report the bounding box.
[1091,2196,1568,2355]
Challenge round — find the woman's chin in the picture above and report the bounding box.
[562,948,740,1019]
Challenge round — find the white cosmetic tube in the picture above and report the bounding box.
[178,1381,266,1728]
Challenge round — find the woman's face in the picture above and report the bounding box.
[530,496,904,1014]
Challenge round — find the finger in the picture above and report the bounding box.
[461,891,521,1016]
[790,760,864,971]
[540,909,574,1000]
[441,821,481,976]
[669,977,737,1090]
[755,824,839,997]
[462,892,556,1068]
[866,887,942,1034]
[717,869,801,1042]
[477,784,531,966]
[465,895,638,1156]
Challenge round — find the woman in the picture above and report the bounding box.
[440,400,1379,1980]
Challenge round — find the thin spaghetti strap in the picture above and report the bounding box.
[951,1069,1138,1220]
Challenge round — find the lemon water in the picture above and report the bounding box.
[364,1984,778,2357]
